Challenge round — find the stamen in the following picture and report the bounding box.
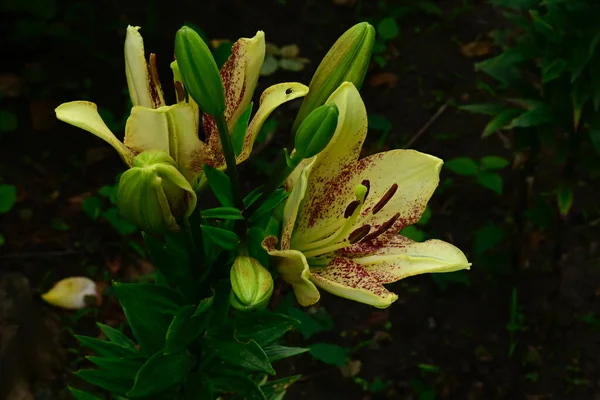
[372,183,398,215]
[361,179,370,200]
[344,200,360,218]
[148,53,162,108]
[174,81,185,102]
[360,213,400,243]
[348,225,371,244]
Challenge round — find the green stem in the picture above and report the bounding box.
[215,114,244,210]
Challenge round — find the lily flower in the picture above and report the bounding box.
[263,82,470,309]
[55,26,308,187]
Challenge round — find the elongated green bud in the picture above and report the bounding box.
[117,151,197,234]
[292,22,374,131]
[174,26,225,116]
[294,104,339,159]
[230,255,274,311]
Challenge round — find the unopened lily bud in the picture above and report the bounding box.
[294,104,339,159]
[117,151,197,234]
[174,26,225,116]
[230,255,274,311]
[41,277,98,310]
[293,22,374,131]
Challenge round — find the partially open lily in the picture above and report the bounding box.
[55,25,308,188]
[263,82,470,308]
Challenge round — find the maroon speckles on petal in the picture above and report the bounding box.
[372,183,398,215]
[344,200,360,219]
[315,258,388,297]
[348,225,371,244]
[285,87,293,95]
[360,213,400,243]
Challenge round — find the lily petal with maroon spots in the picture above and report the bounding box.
[310,257,398,308]
[262,236,321,306]
[297,149,442,248]
[344,235,471,284]
[202,32,266,156]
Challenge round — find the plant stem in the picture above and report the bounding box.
[215,114,244,210]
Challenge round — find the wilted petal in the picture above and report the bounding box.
[124,104,208,180]
[236,82,309,163]
[55,101,135,166]
[125,25,165,108]
[262,236,320,306]
[345,235,471,283]
[41,277,98,310]
[310,258,397,308]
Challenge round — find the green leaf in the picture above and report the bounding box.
[589,122,600,154]
[86,356,145,378]
[444,157,479,176]
[232,102,254,156]
[377,17,400,41]
[165,304,210,353]
[557,183,573,217]
[204,337,275,375]
[309,343,350,366]
[528,10,553,36]
[201,225,240,251]
[431,270,471,290]
[75,335,139,358]
[96,323,137,349]
[103,208,138,235]
[0,184,17,214]
[400,225,427,241]
[286,306,333,339]
[185,371,214,400]
[260,375,301,399]
[416,1,443,15]
[213,41,233,68]
[571,39,592,82]
[210,370,267,400]
[235,312,299,346]
[368,114,392,133]
[68,387,102,400]
[263,344,309,362]
[203,164,233,207]
[143,232,190,286]
[482,108,523,137]
[572,83,589,130]
[0,110,18,133]
[128,351,194,398]
[75,369,133,395]
[82,196,102,221]
[542,59,567,83]
[201,206,243,220]
[476,172,503,194]
[480,156,510,170]
[112,283,185,355]
[507,104,553,128]
[251,189,289,220]
[474,223,506,254]
[458,103,506,115]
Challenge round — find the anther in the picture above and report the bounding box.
[360,213,400,243]
[372,183,398,215]
[344,200,360,219]
[348,225,371,244]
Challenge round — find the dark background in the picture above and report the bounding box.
[1,0,600,399]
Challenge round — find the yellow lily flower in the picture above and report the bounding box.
[263,82,471,309]
[55,26,308,187]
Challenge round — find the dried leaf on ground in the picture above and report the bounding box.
[368,72,398,88]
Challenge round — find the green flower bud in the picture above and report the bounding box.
[117,151,197,234]
[294,104,339,159]
[230,255,274,311]
[174,26,225,116]
[292,22,375,131]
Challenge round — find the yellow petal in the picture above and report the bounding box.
[262,236,320,306]
[236,82,309,163]
[41,277,98,310]
[310,258,397,309]
[280,158,315,249]
[125,104,208,180]
[125,26,165,108]
[347,235,471,283]
[55,101,135,166]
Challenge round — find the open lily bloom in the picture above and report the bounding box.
[55,26,308,187]
[264,82,471,309]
